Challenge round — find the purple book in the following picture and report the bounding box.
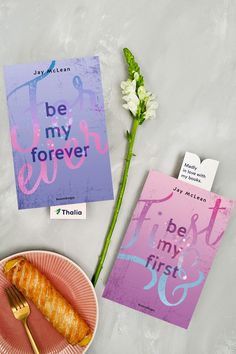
[3,57,113,209]
[103,170,234,329]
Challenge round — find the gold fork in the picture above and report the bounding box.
[5,285,40,354]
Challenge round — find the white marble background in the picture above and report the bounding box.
[0,0,236,353]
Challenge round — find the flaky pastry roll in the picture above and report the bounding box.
[4,257,92,346]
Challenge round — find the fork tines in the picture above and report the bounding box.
[5,286,28,310]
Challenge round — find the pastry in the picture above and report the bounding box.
[4,257,92,346]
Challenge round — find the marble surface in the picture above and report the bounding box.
[0,0,236,353]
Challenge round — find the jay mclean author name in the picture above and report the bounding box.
[33,67,71,75]
[173,186,207,203]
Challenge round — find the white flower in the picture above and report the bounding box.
[122,93,139,105]
[137,86,148,100]
[121,79,136,95]
[121,71,158,120]
[144,93,158,120]
[137,86,158,120]
[121,77,139,116]
[123,101,138,116]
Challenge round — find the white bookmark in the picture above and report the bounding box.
[178,152,219,191]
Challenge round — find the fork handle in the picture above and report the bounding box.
[22,319,40,354]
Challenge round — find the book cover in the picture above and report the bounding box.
[103,170,234,329]
[3,57,113,209]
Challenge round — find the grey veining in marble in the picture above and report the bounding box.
[0,0,236,353]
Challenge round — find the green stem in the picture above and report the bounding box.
[91,118,139,286]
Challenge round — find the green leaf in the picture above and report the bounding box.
[126,130,131,142]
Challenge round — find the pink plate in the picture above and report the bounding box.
[0,250,98,354]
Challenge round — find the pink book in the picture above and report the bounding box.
[103,170,234,329]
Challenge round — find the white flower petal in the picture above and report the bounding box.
[122,93,139,105]
[137,86,146,100]
[122,103,129,110]
[147,102,158,110]
[131,79,136,90]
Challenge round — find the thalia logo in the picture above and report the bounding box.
[55,208,82,216]
[50,203,86,219]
